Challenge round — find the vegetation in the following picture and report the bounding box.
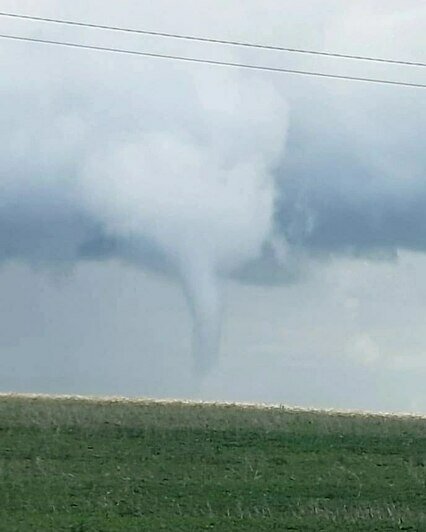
[0,394,425,530]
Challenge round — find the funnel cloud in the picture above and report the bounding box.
[79,73,288,370]
[0,0,425,410]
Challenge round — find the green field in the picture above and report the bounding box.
[0,395,425,531]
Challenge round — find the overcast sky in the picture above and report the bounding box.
[1,0,425,412]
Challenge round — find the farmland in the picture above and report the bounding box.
[0,394,425,530]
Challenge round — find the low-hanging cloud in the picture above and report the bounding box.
[1,28,289,370]
[78,71,288,372]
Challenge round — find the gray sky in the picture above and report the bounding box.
[1,0,425,412]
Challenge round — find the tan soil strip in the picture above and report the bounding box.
[0,391,425,420]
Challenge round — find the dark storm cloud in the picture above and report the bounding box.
[0,190,96,265]
[277,176,426,258]
[274,112,426,261]
[0,189,175,277]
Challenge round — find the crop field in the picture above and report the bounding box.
[0,394,425,531]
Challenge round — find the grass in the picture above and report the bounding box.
[0,395,425,530]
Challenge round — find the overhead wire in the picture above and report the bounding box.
[0,10,425,68]
[0,33,425,89]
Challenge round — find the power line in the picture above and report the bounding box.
[0,10,425,69]
[1,33,425,89]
